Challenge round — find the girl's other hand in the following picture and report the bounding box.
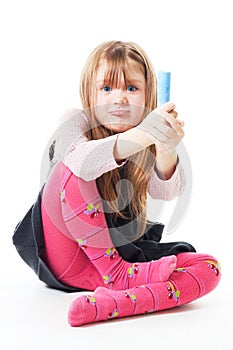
[137,101,185,153]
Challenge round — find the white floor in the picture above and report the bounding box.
[1,236,232,350]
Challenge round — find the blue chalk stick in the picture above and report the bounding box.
[157,71,171,107]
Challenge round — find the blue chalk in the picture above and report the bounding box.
[157,71,171,107]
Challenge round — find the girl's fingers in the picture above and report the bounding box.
[155,108,178,122]
[149,106,185,147]
[168,110,178,119]
[157,101,176,113]
[152,114,183,140]
[150,126,172,143]
[156,101,179,122]
[177,119,185,127]
[164,113,184,134]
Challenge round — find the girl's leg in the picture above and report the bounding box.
[41,202,105,291]
[42,199,176,291]
[68,252,221,326]
[60,164,176,290]
[42,162,176,291]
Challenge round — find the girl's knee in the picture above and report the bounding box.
[176,252,220,267]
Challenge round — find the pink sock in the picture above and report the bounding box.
[60,164,177,289]
[68,253,221,326]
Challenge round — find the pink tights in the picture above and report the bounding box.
[41,162,221,326]
[69,252,220,326]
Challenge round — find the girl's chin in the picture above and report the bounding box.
[105,124,132,133]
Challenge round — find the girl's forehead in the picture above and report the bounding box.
[95,58,145,82]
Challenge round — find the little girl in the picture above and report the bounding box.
[14,40,221,326]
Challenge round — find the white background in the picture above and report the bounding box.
[0,0,232,349]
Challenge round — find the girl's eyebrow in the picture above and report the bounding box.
[96,79,143,85]
[96,81,110,87]
[127,79,144,84]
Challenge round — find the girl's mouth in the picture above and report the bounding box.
[108,109,130,117]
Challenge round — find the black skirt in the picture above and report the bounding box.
[105,209,196,263]
[12,191,81,292]
[13,191,196,292]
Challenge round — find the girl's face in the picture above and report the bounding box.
[94,59,146,133]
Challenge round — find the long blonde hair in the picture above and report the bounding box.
[80,41,157,241]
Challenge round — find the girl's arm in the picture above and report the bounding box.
[113,127,154,162]
[154,149,178,180]
[148,159,185,200]
[64,133,127,181]
[114,128,178,179]
[114,123,185,201]
[56,107,182,194]
[55,109,127,181]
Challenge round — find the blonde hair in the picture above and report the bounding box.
[80,41,157,241]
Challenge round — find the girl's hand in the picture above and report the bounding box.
[137,101,184,153]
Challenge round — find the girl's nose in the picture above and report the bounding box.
[114,89,128,104]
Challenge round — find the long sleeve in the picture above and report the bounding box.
[147,160,185,201]
[64,134,127,181]
[52,108,126,181]
[46,108,184,198]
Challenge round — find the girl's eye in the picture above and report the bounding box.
[127,85,137,92]
[102,86,112,92]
